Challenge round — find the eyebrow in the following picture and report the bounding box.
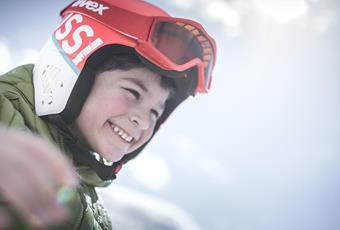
[125,77,148,92]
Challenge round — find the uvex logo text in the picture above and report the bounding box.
[72,0,109,15]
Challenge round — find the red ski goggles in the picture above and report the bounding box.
[62,0,217,93]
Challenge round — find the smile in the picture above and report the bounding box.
[108,122,134,143]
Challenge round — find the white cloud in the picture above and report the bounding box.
[0,39,39,74]
[313,10,335,33]
[199,155,233,183]
[253,0,309,24]
[205,0,241,27]
[173,134,196,154]
[97,185,204,230]
[170,0,242,37]
[18,49,39,66]
[126,151,172,191]
[171,0,196,10]
[0,41,12,74]
[172,134,233,184]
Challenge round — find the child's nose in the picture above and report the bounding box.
[129,110,151,130]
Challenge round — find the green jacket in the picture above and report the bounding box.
[0,65,112,230]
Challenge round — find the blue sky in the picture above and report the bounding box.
[1,0,340,229]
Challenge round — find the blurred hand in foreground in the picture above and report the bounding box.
[0,128,79,228]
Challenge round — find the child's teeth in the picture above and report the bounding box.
[110,123,134,143]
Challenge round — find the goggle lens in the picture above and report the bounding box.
[151,22,214,90]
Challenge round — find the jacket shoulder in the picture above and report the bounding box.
[0,64,34,82]
[0,64,35,105]
[0,65,60,142]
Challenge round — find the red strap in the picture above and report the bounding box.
[113,163,123,174]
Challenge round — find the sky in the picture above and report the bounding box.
[1,0,340,229]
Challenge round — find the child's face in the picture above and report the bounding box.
[74,67,170,163]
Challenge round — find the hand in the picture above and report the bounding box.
[0,128,79,228]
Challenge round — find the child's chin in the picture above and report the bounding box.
[101,149,125,163]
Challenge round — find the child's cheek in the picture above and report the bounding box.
[107,94,130,115]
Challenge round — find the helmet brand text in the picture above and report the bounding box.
[72,0,109,16]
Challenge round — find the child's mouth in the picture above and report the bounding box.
[108,121,134,143]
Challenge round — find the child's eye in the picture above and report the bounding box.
[151,109,160,119]
[123,88,140,100]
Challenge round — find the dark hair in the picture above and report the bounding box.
[95,53,176,97]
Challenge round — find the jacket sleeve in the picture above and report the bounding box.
[0,92,31,130]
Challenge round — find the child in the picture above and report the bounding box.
[0,0,217,229]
